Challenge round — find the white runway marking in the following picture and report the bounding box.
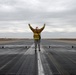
[0,56,17,70]
[37,49,45,75]
[0,44,45,75]
[24,44,35,55]
[25,44,45,75]
[0,45,30,48]
[40,45,53,75]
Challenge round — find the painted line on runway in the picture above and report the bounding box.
[40,45,53,75]
[37,48,45,75]
[24,44,35,55]
[24,44,45,75]
[62,54,76,64]
[0,48,27,70]
[53,50,76,64]
[0,56,17,70]
[47,52,69,75]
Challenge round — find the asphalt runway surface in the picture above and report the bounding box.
[0,39,76,75]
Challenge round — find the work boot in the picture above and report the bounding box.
[39,49,41,51]
[35,50,37,52]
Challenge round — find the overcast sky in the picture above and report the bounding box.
[0,0,76,38]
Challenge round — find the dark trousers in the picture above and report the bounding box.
[34,39,40,50]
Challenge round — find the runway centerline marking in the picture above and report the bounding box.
[24,44,45,75]
[37,48,45,75]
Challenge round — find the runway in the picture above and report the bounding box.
[0,39,76,75]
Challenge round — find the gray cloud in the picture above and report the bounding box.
[0,0,76,38]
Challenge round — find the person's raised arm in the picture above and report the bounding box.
[28,24,34,32]
[39,24,45,32]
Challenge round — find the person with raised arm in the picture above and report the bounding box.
[28,24,45,51]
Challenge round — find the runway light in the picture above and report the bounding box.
[2,46,4,48]
[72,46,74,48]
[25,46,27,48]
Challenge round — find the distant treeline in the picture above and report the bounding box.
[0,38,29,40]
[49,38,76,41]
[58,39,76,41]
[0,38,76,40]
